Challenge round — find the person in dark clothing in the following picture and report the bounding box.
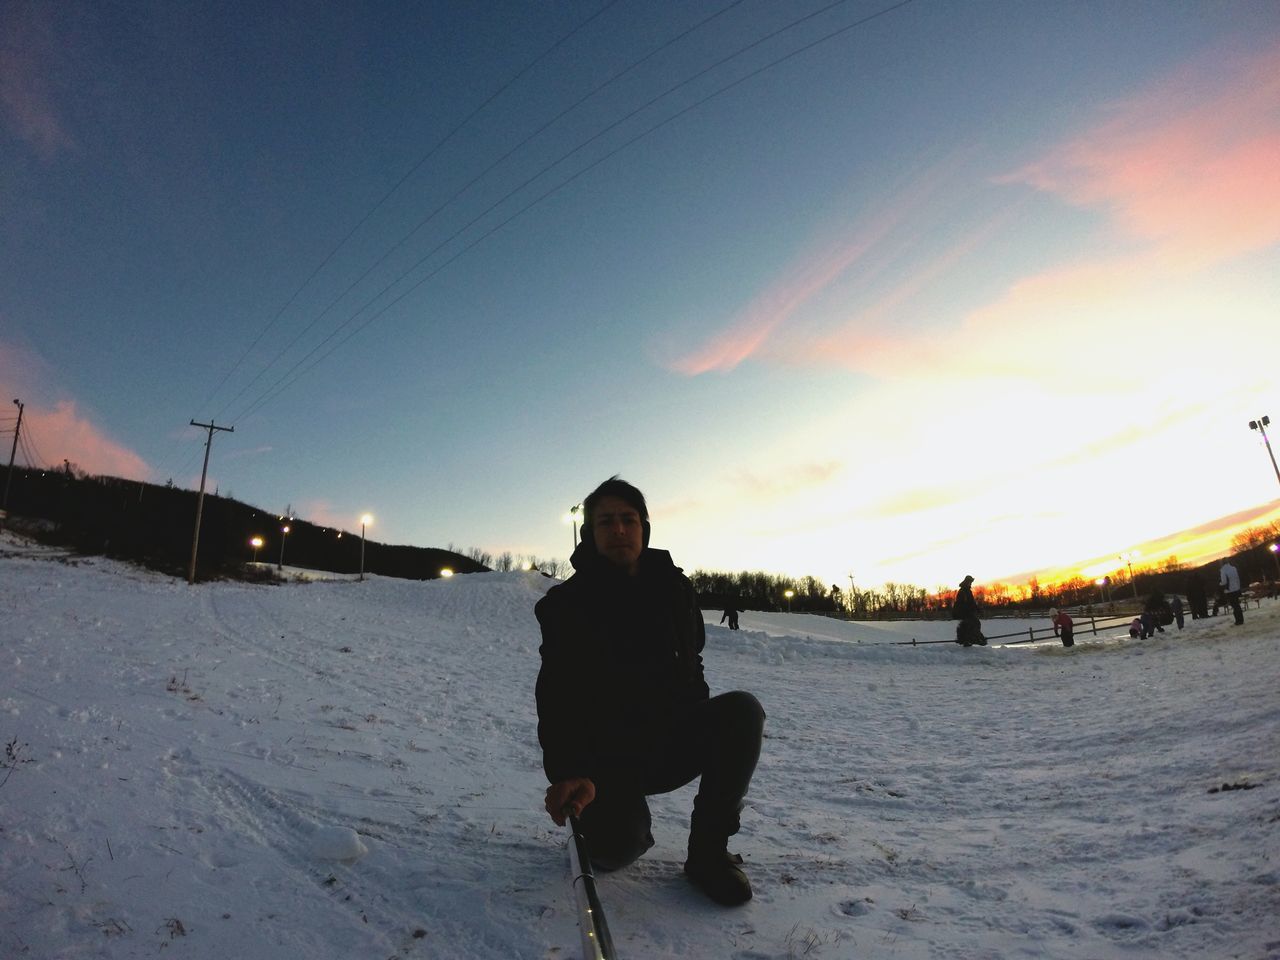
[1185,576,1209,619]
[952,575,986,646]
[1169,594,1184,629]
[1142,592,1169,633]
[720,601,740,630]
[535,477,764,907]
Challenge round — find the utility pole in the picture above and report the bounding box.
[187,419,233,585]
[2,399,24,514]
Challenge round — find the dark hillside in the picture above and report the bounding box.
[0,467,485,582]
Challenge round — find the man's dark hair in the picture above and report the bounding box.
[583,476,648,525]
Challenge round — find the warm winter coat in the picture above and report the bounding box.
[534,541,709,785]
[1220,562,1242,594]
[952,586,980,622]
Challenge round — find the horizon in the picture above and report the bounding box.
[3,2,1278,589]
[5,463,1276,596]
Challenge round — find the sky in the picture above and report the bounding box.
[3,0,1280,591]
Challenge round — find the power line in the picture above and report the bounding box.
[209,0,751,426]
[189,0,625,425]
[231,0,918,422]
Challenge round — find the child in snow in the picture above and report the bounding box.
[1129,617,1143,639]
[1053,609,1074,648]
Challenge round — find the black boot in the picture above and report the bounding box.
[684,813,752,906]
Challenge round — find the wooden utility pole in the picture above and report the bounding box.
[2,399,24,515]
[187,419,233,584]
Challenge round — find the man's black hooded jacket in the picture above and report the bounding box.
[534,540,709,785]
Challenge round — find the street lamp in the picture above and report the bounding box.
[784,589,794,613]
[440,567,454,579]
[1269,543,1279,579]
[250,536,263,563]
[564,503,584,549]
[359,513,373,582]
[278,524,290,571]
[1119,551,1140,600]
[1248,416,1280,490]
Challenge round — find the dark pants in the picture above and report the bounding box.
[1227,591,1244,625]
[577,690,765,871]
[1060,626,1074,648]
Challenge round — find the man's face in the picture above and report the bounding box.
[591,495,644,573]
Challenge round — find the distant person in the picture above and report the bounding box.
[1143,592,1169,633]
[1139,610,1159,639]
[1053,608,1074,648]
[1219,559,1244,626]
[951,575,986,647]
[1169,594,1184,630]
[1128,617,1143,639]
[1186,576,1209,619]
[719,601,740,630]
[535,477,764,906]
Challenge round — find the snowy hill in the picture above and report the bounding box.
[2,530,1277,959]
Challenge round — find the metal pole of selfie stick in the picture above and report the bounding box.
[566,812,617,960]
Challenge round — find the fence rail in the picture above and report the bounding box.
[896,611,1142,646]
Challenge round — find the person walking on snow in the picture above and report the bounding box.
[1219,559,1244,626]
[720,601,740,630]
[952,575,986,646]
[535,477,765,906]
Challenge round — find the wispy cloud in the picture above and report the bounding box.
[727,461,844,500]
[0,6,76,158]
[23,400,151,480]
[1003,40,1280,267]
[665,154,963,375]
[0,341,150,480]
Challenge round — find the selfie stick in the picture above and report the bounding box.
[566,812,617,960]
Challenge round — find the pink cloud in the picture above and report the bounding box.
[0,341,150,480]
[22,400,151,480]
[0,6,76,158]
[667,154,966,375]
[1003,41,1280,266]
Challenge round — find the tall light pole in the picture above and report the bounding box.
[784,589,794,613]
[359,514,373,581]
[250,536,263,563]
[1119,551,1140,600]
[278,524,290,571]
[565,503,584,549]
[1269,543,1279,580]
[1248,416,1280,490]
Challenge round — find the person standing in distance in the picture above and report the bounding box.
[534,477,765,906]
[1219,558,1244,626]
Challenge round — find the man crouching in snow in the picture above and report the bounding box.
[534,476,765,906]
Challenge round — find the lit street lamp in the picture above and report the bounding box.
[1248,416,1280,490]
[1117,551,1141,600]
[564,503,584,549]
[250,536,263,563]
[1270,543,1279,580]
[278,524,290,571]
[440,567,454,579]
[784,589,794,613]
[359,513,373,582]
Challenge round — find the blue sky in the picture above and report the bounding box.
[3,0,1279,590]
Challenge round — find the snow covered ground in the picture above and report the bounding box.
[1,529,1277,959]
